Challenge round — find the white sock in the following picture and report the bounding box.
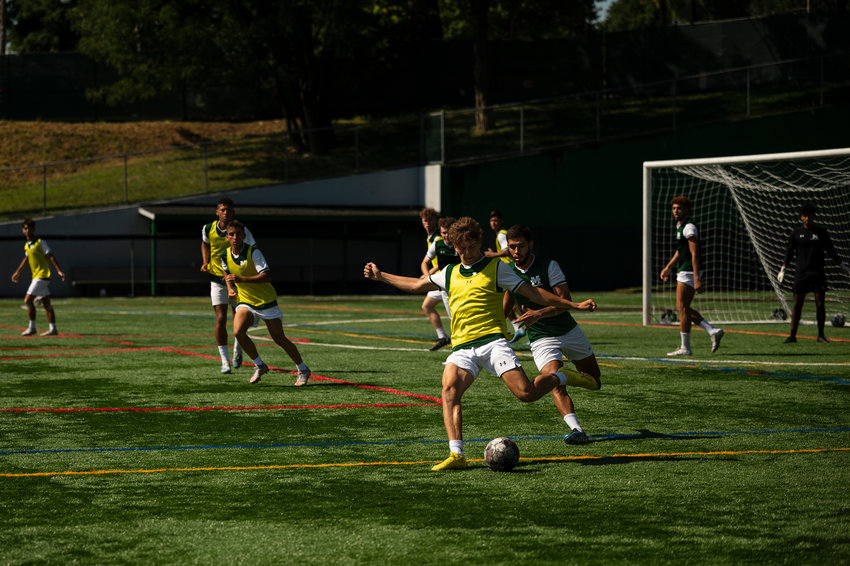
[436,327,447,340]
[253,356,264,367]
[554,372,568,386]
[28,319,36,330]
[296,362,308,372]
[233,342,242,355]
[218,345,229,363]
[699,320,717,334]
[564,413,582,432]
[48,322,57,332]
[449,440,463,456]
[680,332,691,350]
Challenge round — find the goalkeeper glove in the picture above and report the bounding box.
[777,266,785,283]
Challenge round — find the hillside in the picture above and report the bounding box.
[0,120,289,169]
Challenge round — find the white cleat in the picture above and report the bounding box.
[221,362,232,374]
[667,347,692,357]
[710,329,725,353]
[249,363,269,384]
[21,328,36,336]
[232,349,243,369]
[294,366,311,386]
[40,329,58,336]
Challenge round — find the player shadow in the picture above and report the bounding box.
[590,429,720,444]
[515,454,737,471]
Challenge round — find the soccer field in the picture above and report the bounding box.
[1,294,848,564]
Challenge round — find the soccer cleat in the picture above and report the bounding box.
[431,452,468,471]
[509,326,527,344]
[817,336,830,343]
[21,328,36,336]
[783,336,796,344]
[249,363,268,384]
[40,329,58,336]
[429,337,451,351]
[710,329,724,353]
[564,370,601,391]
[564,429,590,445]
[294,366,311,386]
[221,362,232,375]
[232,349,243,369]
[667,347,692,356]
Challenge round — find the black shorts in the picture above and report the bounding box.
[793,272,828,294]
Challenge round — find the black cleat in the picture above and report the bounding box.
[429,337,451,351]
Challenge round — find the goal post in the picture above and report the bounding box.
[643,147,850,326]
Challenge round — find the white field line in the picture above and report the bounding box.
[286,317,423,326]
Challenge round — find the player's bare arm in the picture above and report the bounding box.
[660,251,680,281]
[11,257,27,283]
[420,256,438,278]
[364,262,437,294]
[200,241,211,273]
[514,283,571,327]
[48,254,65,282]
[516,282,596,312]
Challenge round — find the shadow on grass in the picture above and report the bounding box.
[591,428,721,443]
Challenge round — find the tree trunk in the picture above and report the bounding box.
[471,0,492,133]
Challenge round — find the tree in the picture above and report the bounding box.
[5,0,79,53]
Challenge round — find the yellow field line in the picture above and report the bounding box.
[3,447,847,478]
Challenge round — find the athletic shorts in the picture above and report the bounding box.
[530,325,594,371]
[794,272,828,294]
[676,270,705,288]
[425,289,451,318]
[210,281,237,307]
[26,278,51,298]
[235,303,284,327]
[444,338,521,379]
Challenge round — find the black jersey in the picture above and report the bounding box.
[784,225,839,277]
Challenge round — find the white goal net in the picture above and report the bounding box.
[643,148,850,326]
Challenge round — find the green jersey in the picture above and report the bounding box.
[427,237,460,270]
[674,218,699,273]
[509,255,577,342]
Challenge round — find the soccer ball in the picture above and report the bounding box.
[484,437,520,472]
[831,313,846,327]
[660,309,678,324]
[771,308,788,321]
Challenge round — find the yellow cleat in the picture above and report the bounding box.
[565,369,601,391]
[431,452,468,471]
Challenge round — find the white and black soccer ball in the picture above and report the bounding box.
[484,437,520,472]
[831,313,846,328]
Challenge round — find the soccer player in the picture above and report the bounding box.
[221,220,311,386]
[364,216,599,471]
[659,195,724,356]
[484,209,525,342]
[421,216,460,350]
[778,202,849,343]
[502,225,601,445]
[201,197,255,374]
[10,218,65,336]
[419,207,451,350]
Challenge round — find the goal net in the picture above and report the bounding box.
[642,148,850,326]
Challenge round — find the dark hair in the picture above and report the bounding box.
[489,210,503,219]
[217,197,235,208]
[226,219,244,232]
[448,216,483,248]
[670,195,692,209]
[438,216,456,230]
[505,224,532,242]
[419,207,437,221]
[798,201,816,216]
[22,218,35,229]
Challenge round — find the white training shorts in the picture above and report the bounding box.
[444,338,521,379]
[425,289,451,318]
[210,280,237,307]
[26,278,51,298]
[530,325,594,371]
[676,270,705,288]
[235,303,284,327]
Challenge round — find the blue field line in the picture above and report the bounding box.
[596,353,850,385]
[2,426,848,457]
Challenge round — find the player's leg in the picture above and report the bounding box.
[670,281,695,355]
[432,362,476,470]
[229,301,243,368]
[786,292,806,342]
[265,317,311,385]
[21,293,37,335]
[211,282,232,373]
[232,308,266,383]
[814,290,828,342]
[422,293,449,350]
[39,295,58,336]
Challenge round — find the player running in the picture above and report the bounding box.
[778,201,849,343]
[503,225,601,445]
[221,220,311,386]
[659,195,724,356]
[201,197,255,374]
[364,216,599,471]
[420,216,460,350]
[419,207,451,351]
[10,218,65,336]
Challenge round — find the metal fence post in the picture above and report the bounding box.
[42,165,47,214]
[123,154,129,203]
[203,144,209,192]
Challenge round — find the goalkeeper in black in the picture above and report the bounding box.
[778,202,849,343]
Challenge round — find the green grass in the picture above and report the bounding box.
[1,294,848,564]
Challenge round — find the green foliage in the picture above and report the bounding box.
[6,0,79,52]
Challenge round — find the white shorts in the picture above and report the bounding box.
[530,326,594,371]
[676,270,704,288]
[26,278,51,298]
[210,281,236,307]
[235,303,284,327]
[444,338,521,379]
[425,289,451,318]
